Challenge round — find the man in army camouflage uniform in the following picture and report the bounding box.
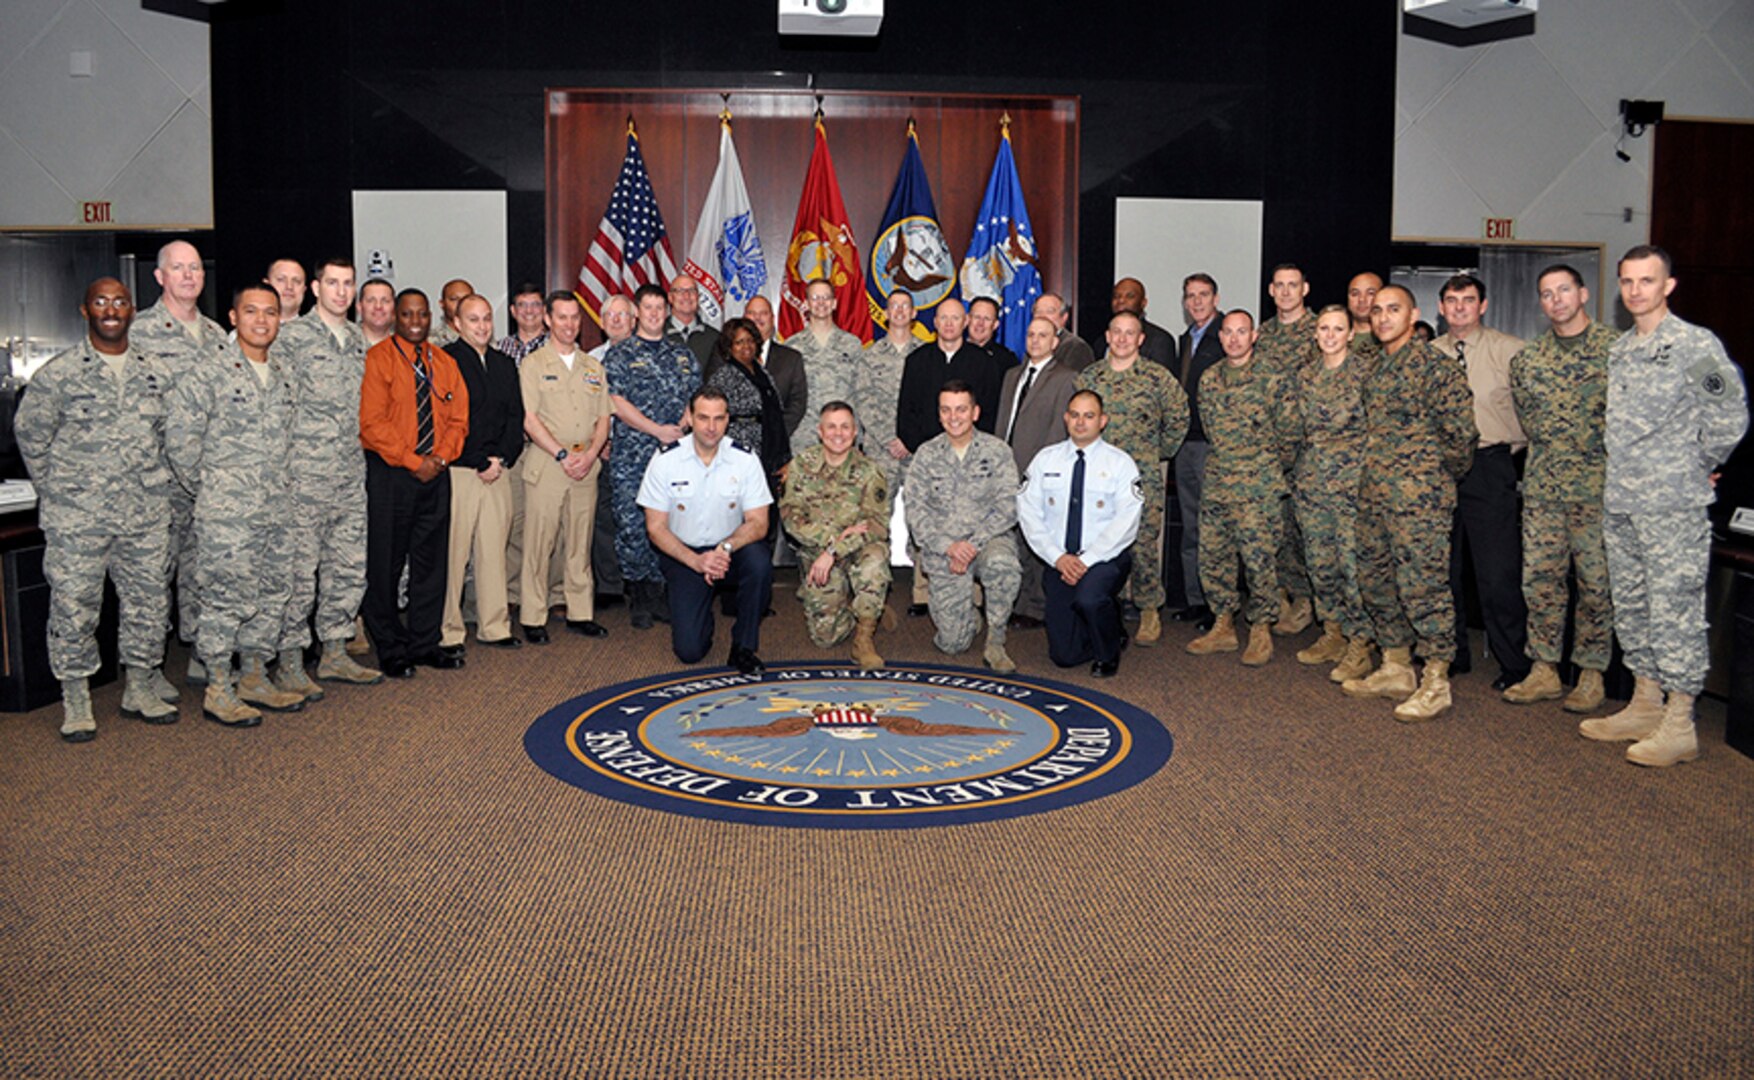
[16,278,181,741]
[780,401,893,669]
[1501,264,1617,713]
[166,284,307,727]
[275,257,383,697]
[1581,245,1748,767]
[1077,311,1190,646]
[786,279,865,456]
[130,239,228,684]
[904,381,1022,672]
[1342,285,1477,722]
[1254,264,1318,635]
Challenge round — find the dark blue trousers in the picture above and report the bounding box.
[659,541,773,664]
[1043,551,1131,667]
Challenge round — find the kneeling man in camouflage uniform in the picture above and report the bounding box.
[780,401,893,669]
[16,278,181,740]
[904,381,1022,672]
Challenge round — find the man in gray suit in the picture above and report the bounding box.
[746,295,807,445]
[996,316,1081,628]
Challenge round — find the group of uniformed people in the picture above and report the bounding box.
[16,241,1746,769]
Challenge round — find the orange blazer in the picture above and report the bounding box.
[360,336,469,472]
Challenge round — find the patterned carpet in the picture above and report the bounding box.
[2,575,1750,1078]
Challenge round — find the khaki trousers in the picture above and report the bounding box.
[522,461,598,623]
[506,476,567,611]
[443,466,514,646]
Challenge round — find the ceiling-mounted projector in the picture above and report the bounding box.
[1404,0,1535,45]
[779,0,883,37]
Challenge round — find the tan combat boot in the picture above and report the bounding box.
[59,677,96,743]
[238,653,305,713]
[121,665,178,724]
[1342,646,1417,699]
[879,604,898,632]
[1296,621,1347,665]
[346,615,372,656]
[273,649,325,702]
[1186,612,1238,655]
[1329,638,1375,683]
[1393,659,1452,722]
[1274,590,1313,635]
[1241,620,1274,666]
[1502,660,1564,704]
[1563,668,1606,714]
[1579,676,1664,742]
[317,638,385,685]
[850,618,884,671]
[203,668,262,728]
[983,637,1016,674]
[1626,691,1699,767]
[1134,607,1162,648]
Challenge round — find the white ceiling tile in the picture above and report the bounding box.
[1701,2,1754,96]
[192,79,210,118]
[1515,129,1651,242]
[1394,120,1491,239]
[101,100,212,227]
[0,1,186,201]
[1533,0,1701,128]
[0,0,74,79]
[1397,29,1486,121]
[1415,39,1604,215]
[1647,35,1754,116]
[1671,0,1737,30]
[1396,102,1414,140]
[0,128,78,228]
[86,0,208,98]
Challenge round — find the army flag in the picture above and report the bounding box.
[683,115,766,328]
[866,122,955,343]
[778,116,872,341]
[577,120,679,323]
[958,122,1042,355]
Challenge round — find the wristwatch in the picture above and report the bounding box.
[719,540,734,554]
[554,448,569,462]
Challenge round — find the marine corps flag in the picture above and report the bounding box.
[958,116,1042,356]
[779,115,872,341]
[866,121,955,343]
[682,110,766,328]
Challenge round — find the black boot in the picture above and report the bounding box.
[652,581,672,624]
[629,581,655,630]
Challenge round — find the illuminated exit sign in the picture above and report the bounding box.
[1484,216,1515,240]
[81,201,113,224]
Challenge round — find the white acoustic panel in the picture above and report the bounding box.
[352,190,509,327]
[1114,198,1263,327]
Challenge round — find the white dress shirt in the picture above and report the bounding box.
[1016,436,1142,566]
[637,439,773,547]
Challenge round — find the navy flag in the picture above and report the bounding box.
[866,121,955,343]
[958,118,1042,356]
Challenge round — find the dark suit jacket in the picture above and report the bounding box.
[1140,318,1176,370]
[995,359,1079,472]
[763,341,808,437]
[895,342,1003,451]
[666,318,719,368]
[443,340,524,470]
[1175,318,1226,442]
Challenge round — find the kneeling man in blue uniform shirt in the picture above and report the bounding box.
[638,387,774,674]
[1017,389,1143,677]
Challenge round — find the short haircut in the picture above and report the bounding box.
[545,289,580,315]
[359,277,394,299]
[1182,272,1218,293]
[232,282,279,307]
[312,256,353,279]
[1223,308,1256,330]
[938,379,977,403]
[887,288,912,304]
[457,293,492,315]
[1537,264,1586,290]
[1269,262,1303,279]
[267,257,306,277]
[156,239,197,269]
[1068,388,1104,412]
[1036,291,1065,311]
[967,296,1000,317]
[511,280,544,302]
[1440,273,1486,302]
[633,283,667,307]
[1618,244,1673,276]
[819,400,856,421]
[1108,310,1143,331]
[1375,283,1415,307]
[805,278,835,298]
[600,293,634,316]
[395,287,428,306]
[688,386,729,411]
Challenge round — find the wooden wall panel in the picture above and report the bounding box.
[547,90,1078,348]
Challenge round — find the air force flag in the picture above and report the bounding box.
[958,125,1042,356]
[867,123,955,342]
[683,118,767,327]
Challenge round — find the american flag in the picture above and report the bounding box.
[813,707,878,728]
[577,124,679,323]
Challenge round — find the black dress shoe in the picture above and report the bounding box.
[413,650,465,670]
[523,625,549,645]
[1493,669,1526,691]
[1450,653,1473,676]
[383,660,416,679]
[439,644,466,660]
[477,635,522,650]
[595,592,626,608]
[1171,604,1213,624]
[1090,660,1119,678]
[907,602,929,617]
[567,619,609,638]
[1009,613,1045,631]
[728,646,766,676]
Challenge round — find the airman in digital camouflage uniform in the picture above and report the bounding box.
[166,284,306,727]
[780,401,893,669]
[785,279,864,455]
[1186,311,1299,666]
[856,290,918,604]
[275,257,382,696]
[1501,264,1617,713]
[1582,245,1748,767]
[15,278,180,741]
[1342,285,1477,722]
[904,381,1022,672]
[130,240,228,683]
[1077,311,1190,647]
[1254,264,1318,634]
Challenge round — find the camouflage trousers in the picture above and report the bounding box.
[1295,482,1368,639]
[1198,493,1284,625]
[1356,475,1457,661]
[168,489,200,643]
[925,533,1020,654]
[43,524,169,679]
[610,442,662,585]
[1522,499,1613,671]
[1277,485,1311,600]
[1604,508,1710,696]
[280,471,368,651]
[195,511,291,668]
[1123,471,1168,611]
[798,540,893,647]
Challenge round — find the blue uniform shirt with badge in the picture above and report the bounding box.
[1017,436,1143,567]
[637,439,774,547]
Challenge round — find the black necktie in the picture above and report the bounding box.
[1455,339,1467,368]
[413,350,434,455]
[1007,366,1038,444]
[1064,449,1085,555]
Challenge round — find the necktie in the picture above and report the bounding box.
[1007,366,1038,444]
[414,350,434,455]
[1064,449,1085,556]
[1455,339,1467,368]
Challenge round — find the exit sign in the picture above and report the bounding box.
[81,200,113,224]
[1484,216,1515,240]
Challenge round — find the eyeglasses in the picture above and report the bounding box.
[87,297,132,310]
[669,286,698,296]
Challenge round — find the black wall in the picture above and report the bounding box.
[211,0,1397,343]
